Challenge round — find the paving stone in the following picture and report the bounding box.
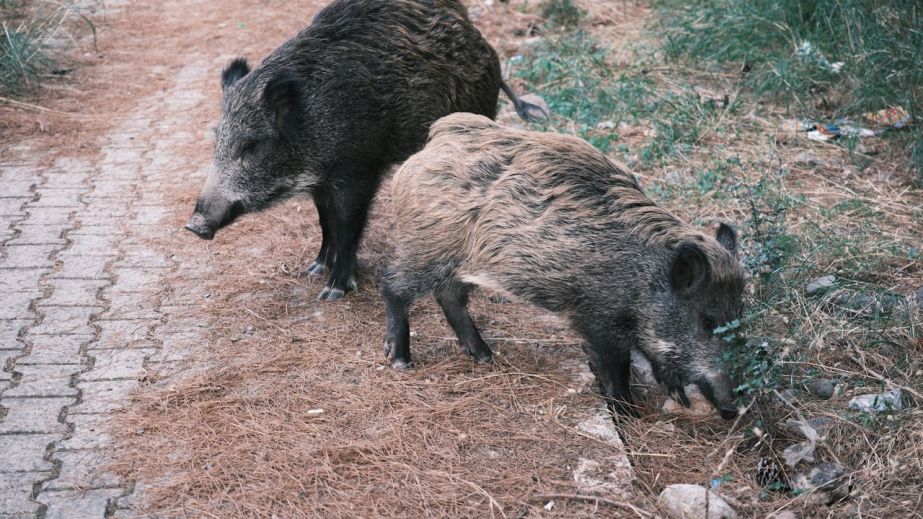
[39,488,122,519]
[67,223,127,237]
[129,205,169,226]
[0,268,47,294]
[0,198,28,216]
[95,297,161,321]
[0,472,44,516]
[0,320,30,350]
[19,207,74,226]
[112,247,170,269]
[0,180,37,198]
[108,268,160,293]
[28,189,84,208]
[84,350,152,381]
[0,245,58,269]
[64,234,121,258]
[0,292,40,320]
[81,181,134,198]
[17,335,93,365]
[4,224,68,245]
[0,434,56,472]
[44,450,120,490]
[0,397,73,434]
[2,365,78,397]
[39,279,109,307]
[94,320,156,349]
[69,380,137,414]
[43,171,91,189]
[57,413,111,450]
[30,306,100,336]
[48,256,111,281]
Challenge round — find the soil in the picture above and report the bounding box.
[2,1,664,517]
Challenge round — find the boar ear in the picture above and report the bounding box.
[263,71,303,138]
[670,243,711,296]
[716,223,738,255]
[222,58,250,91]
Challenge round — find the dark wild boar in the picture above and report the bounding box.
[382,113,745,419]
[185,0,545,301]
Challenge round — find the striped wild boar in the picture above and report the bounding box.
[185,0,545,301]
[382,113,745,419]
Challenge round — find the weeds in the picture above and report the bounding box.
[0,0,96,95]
[654,0,923,177]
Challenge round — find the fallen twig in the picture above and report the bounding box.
[534,493,653,518]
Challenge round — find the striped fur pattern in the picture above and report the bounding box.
[383,113,746,418]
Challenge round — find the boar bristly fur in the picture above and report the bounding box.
[186,0,544,301]
[383,113,746,419]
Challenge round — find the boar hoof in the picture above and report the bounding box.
[383,338,394,358]
[317,287,345,301]
[306,261,327,276]
[463,346,493,364]
[391,357,412,370]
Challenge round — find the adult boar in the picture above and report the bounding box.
[186,0,544,300]
[382,113,745,419]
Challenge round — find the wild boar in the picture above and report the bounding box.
[382,113,745,419]
[185,0,545,301]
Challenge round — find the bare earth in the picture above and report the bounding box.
[0,1,650,517]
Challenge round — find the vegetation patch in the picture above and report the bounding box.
[0,0,96,95]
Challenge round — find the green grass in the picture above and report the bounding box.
[654,0,923,177]
[1,0,96,95]
[513,30,730,161]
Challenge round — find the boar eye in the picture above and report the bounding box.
[703,318,717,333]
[238,140,259,159]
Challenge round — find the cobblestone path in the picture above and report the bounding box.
[1,59,212,518]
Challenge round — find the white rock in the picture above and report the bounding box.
[658,484,737,519]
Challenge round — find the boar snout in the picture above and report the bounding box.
[185,194,243,240]
[697,372,740,420]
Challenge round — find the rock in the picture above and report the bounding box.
[784,417,835,438]
[805,378,836,399]
[805,275,836,296]
[767,511,797,519]
[915,287,923,307]
[658,484,737,519]
[848,388,902,413]
[832,290,904,317]
[792,462,851,505]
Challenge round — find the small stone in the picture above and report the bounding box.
[805,378,836,399]
[657,484,737,519]
[792,462,851,505]
[848,388,902,413]
[806,275,836,296]
[767,512,797,519]
[915,287,923,307]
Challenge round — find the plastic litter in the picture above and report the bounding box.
[792,106,911,143]
[864,106,911,129]
[795,41,844,74]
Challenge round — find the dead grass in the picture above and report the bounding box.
[50,0,917,517]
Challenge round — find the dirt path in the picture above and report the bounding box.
[2,1,641,517]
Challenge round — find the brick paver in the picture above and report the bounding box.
[1,58,211,517]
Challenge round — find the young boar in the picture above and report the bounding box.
[382,113,746,419]
[185,0,544,301]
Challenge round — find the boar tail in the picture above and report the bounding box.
[500,80,548,122]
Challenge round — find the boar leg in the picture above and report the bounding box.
[306,195,334,276]
[382,277,413,369]
[317,178,380,301]
[435,281,493,364]
[578,317,639,417]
